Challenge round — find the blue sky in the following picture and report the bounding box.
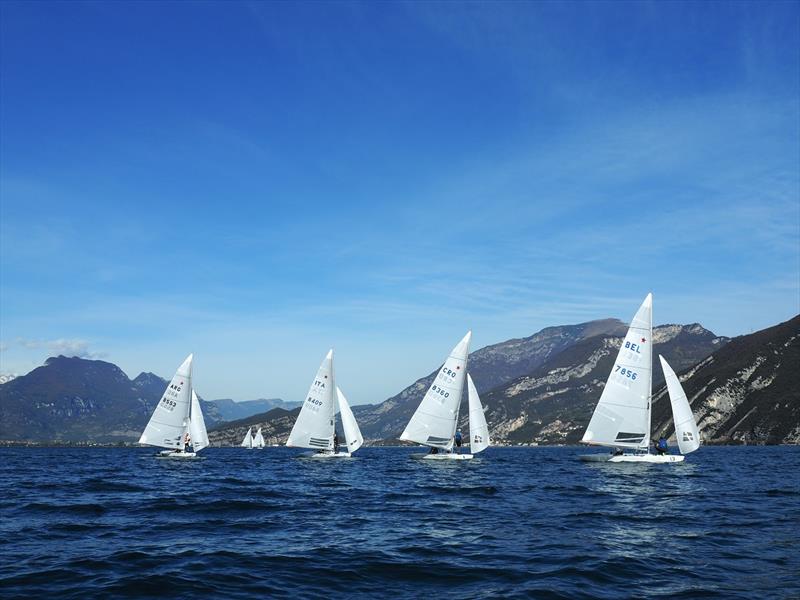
[1,1,798,403]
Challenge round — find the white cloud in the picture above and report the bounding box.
[13,338,106,359]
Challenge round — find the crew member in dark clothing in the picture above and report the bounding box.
[333,433,339,454]
[653,437,668,455]
[428,446,439,455]
[454,430,463,454]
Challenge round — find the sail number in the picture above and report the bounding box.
[160,397,177,411]
[306,397,323,406]
[614,365,638,380]
[431,385,449,398]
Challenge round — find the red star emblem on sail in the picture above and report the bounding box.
[641,338,646,343]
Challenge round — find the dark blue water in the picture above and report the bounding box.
[0,446,798,599]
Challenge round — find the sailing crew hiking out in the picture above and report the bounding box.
[286,349,363,459]
[579,293,701,464]
[402,331,491,461]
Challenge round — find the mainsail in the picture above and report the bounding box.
[336,387,363,453]
[287,349,335,450]
[400,331,471,449]
[241,427,253,448]
[659,355,701,454]
[467,374,490,454]
[189,390,209,452]
[582,294,653,449]
[253,427,265,448]
[139,354,193,450]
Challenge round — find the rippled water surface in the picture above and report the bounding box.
[0,446,798,599]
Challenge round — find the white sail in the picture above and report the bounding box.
[287,349,336,450]
[253,427,265,448]
[400,331,471,449]
[467,374,490,454]
[582,294,653,449]
[336,387,363,453]
[659,355,700,455]
[241,427,253,448]
[139,354,194,450]
[189,390,209,452]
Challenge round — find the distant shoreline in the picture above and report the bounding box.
[0,440,793,448]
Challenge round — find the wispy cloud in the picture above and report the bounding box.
[12,338,106,359]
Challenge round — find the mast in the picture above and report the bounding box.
[185,380,193,451]
[329,348,336,448]
[645,293,653,453]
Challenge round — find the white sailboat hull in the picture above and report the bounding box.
[580,453,685,463]
[303,450,352,459]
[413,453,474,461]
[156,450,200,460]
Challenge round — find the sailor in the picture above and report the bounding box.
[333,432,340,453]
[454,429,463,453]
[428,446,439,455]
[654,436,668,455]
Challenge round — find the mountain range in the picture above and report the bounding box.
[651,315,799,444]
[209,319,735,445]
[3,315,797,445]
[0,357,293,442]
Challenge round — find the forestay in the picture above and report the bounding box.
[189,390,209,452]
[287,349,335,450]
[400,331,471,450]
[467,374,490,454]
[139,354,194,450]
[659,355,701,454]
[582,294,653,449]
[336,387,363,453]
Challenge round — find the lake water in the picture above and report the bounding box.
[0,446,798,599]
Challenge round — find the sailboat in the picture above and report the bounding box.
[139,354,208,460]
[580,293,700,463]
[286,349,363,458]
[253,427,265,449]
[241,427,254,449]
[401,331,491,460]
